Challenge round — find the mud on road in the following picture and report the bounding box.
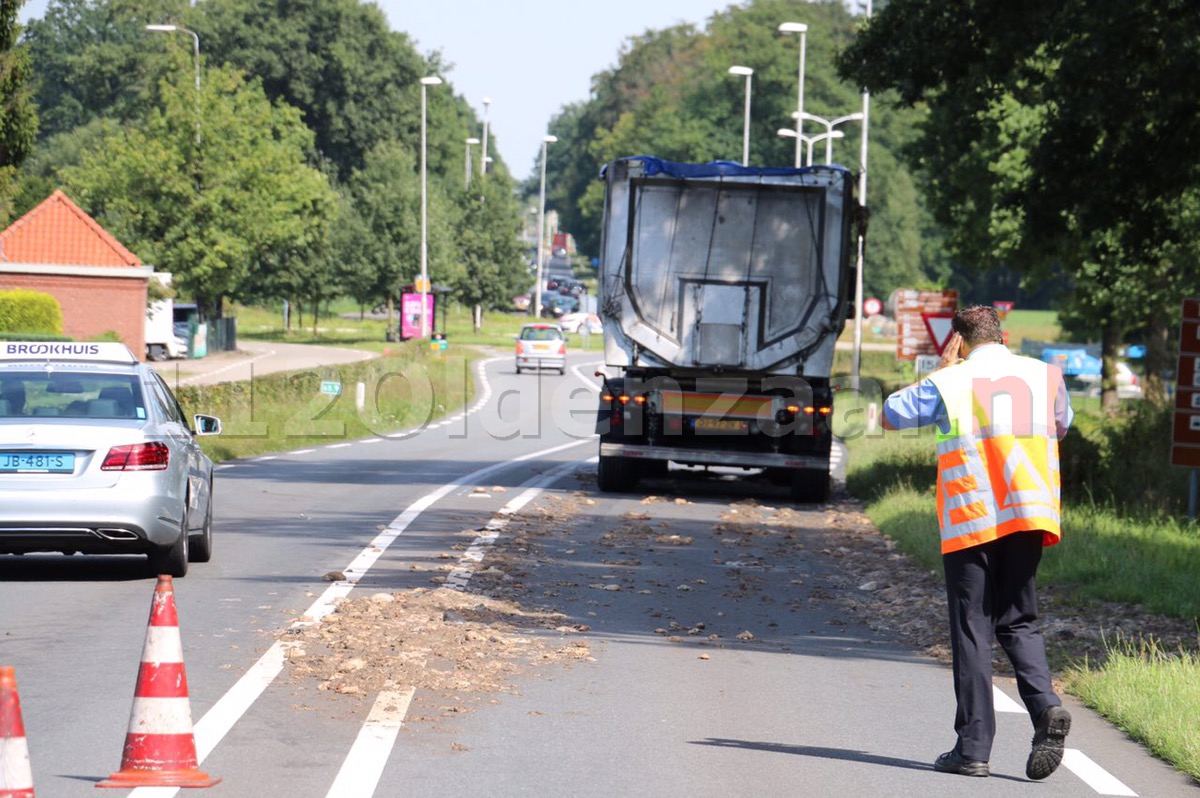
[284,469,1197,717]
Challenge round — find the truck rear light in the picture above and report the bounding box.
[819,406,832,415]
[634,395,647,405]
[785,404,801,414]
[101,442,170,471]
[803,406,816,415]
[602,393,615,402]
[618,395,631,404]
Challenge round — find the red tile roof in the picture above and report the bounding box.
[0,190,142,267]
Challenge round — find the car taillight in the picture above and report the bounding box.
[101,442,170,471]
[558,342,566,355]
[515,341,524,354]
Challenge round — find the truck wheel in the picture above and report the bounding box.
[147,344,168,362]
[790,469,830,505]
[598,454,640,492]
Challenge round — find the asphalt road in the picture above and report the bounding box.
[0,348,1195,797]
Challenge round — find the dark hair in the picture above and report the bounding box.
[952,305,1003,346]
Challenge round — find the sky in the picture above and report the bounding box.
[18,0,736,178]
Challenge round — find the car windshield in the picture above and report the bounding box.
[0,371,146,419]
[520,327,563,342]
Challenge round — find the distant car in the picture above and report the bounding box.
[515,324,566,374]
[541,294,580,318]
[558,312,603,335]
[512,294,531,312]
[0,342,223,576]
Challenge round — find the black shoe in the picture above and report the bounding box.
[934,750,990,777]
[1027,705,1072,780]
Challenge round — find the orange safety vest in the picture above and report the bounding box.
[926,350,1063,554]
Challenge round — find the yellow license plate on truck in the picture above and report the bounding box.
[695,418,745,432]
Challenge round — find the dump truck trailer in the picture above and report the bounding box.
[593,157,859,502]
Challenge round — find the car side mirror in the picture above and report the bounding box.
[194,414,222,436]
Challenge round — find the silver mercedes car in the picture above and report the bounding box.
[0,341,222,576]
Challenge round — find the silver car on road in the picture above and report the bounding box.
[0,342,222,576]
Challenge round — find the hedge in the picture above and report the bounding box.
[0,289,64,334]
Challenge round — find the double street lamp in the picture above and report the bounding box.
[145,24,201,146]
[778,22,808,167]
[480,96,492,177]
[464,137,480,189]
[418,75,443,339]
[534,134,557,320]
[793,110,865,164]
[727,66,754,166]
[776,128,844,166]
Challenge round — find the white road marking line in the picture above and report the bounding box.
[990,690,1135,796]
[445,457,596,591]
[255,455,277,462]
[324,688,415,798]
[1063,749,1138,796]
[325,443,352,449]
[993,685,1026,713]
[291,449,316,455]
[358,438,383,444]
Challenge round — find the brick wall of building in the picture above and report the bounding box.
[0,273,148,359]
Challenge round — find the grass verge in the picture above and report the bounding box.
[1066,638,1200,782]
[176,346,479,463]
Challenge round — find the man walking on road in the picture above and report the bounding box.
[882,305,1073,780]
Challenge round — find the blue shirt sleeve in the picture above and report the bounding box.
[884,378,950,434]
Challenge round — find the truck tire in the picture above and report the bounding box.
[597,453,640,492]
[147,344,168,362]
[791,469,830,505]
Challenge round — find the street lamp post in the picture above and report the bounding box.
[794,111,865,164]
[778,22,808,168]
[419,75,443,339]
[727,66,754,166]
[776,129,844,166]
[146,24,201,146]
[480,97,492,176]
[853,0,873,383]
[534,134,558,320]
[464,137,480,189]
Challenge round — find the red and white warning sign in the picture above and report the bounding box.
[921,313,956,355]
[895,289,958,361]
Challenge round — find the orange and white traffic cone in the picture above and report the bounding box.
[96,575,220,789]
[0,665,35,798]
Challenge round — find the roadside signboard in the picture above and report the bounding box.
[320,381,342,396]
[863,297,883,317]
[896,289,958,361]
[993,300,1015,321]
[1172,297,1200,468]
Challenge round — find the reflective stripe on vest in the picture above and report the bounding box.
[927,351,1062,554]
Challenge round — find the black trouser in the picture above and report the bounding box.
[942,530,1061,761]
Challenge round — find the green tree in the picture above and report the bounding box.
[453,176,530,330]
[838,0,1200,409]
[23,0,186,139]
[59,62,337,314]
[0,0,38,224]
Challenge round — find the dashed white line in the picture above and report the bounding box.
[324,689,415,798]
[993,686,1136,795]
[1063,749,1138,796]
[324,443,352,449]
